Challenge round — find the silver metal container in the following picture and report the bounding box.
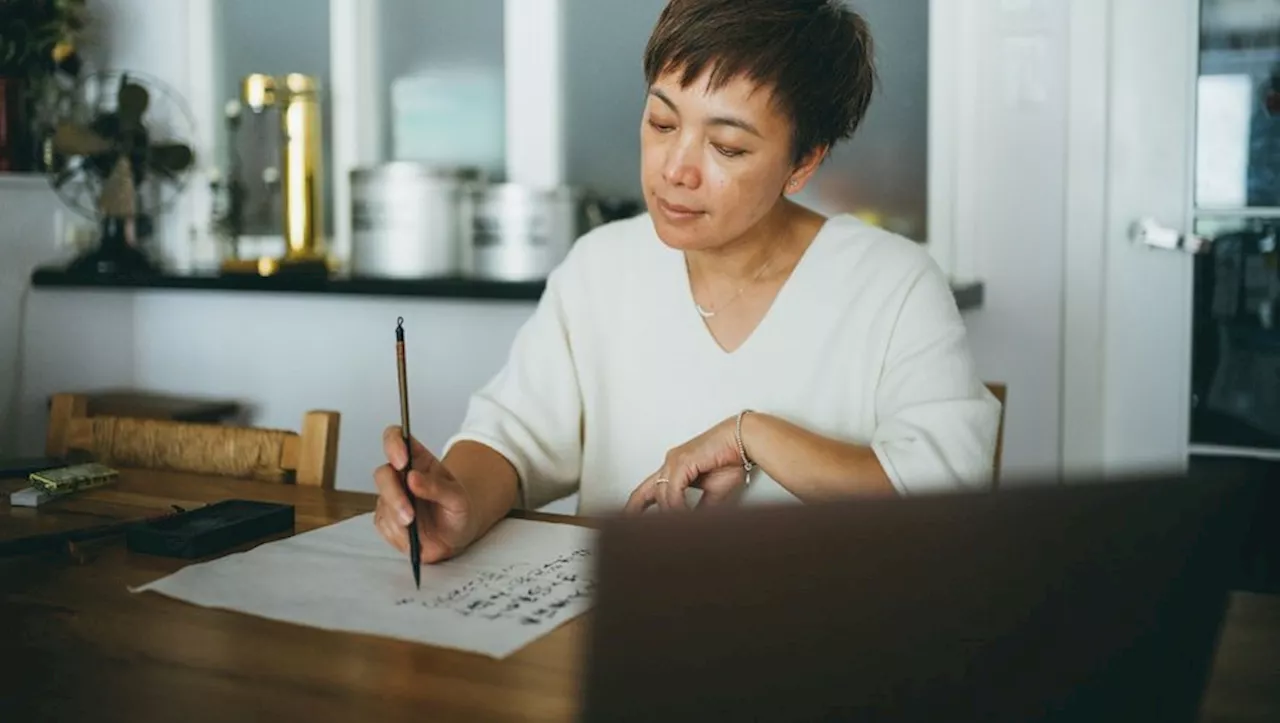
[466,184,587,282]
[349,163,479,278]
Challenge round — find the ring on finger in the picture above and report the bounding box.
[656,477,670,486]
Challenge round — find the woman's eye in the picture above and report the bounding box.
[648,118,675,133]
[714,145,746,158]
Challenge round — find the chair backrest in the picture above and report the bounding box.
[985,382,1008,488]
[45,393,340,488]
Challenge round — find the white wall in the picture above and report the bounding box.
[0,184,137,460]
[13,290,136,456]
[16,290,532,496]
[952,0,1070,482]
[0,178,72,455]
[129,294,529,493]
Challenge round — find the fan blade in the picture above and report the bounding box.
[52,123,113,157]
[52,157,86,189]
[99,156,137,218]
[149,143,194,174]
[117,78,150,130]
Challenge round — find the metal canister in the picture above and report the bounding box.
[350,163,479,278]
[280,73,326,265]
[466,184,587,282]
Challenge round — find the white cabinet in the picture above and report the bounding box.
[188,0,972,279]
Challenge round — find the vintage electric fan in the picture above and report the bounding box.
[43,70,196,274]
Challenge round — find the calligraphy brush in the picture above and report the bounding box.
[395,317,422,589]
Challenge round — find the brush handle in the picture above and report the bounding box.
[395,317,421,586]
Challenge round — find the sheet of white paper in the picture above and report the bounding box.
[130,514,598,659]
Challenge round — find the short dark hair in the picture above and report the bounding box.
[643,0,877,165]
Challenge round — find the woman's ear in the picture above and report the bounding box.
[784,145,828,195]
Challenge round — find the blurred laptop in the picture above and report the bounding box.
[579,473,1258,723]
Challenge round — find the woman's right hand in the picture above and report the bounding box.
[373,426,477,564]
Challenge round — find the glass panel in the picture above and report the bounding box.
[1189,2,1280,451]
[1190,215,1280,449]
[564,0,665,200]
[801,0,930,242]
[562,0,929,239]
[376,0,505,174]
[1196,0,1280,210]
[213,0,333,238]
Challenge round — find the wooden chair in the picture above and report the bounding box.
[985,382,1008,489]
[45,389,243,424]
[45,393,340,488]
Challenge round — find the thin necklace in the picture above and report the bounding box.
[692,253,775,319]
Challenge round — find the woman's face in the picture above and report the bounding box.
[640,68,820,251]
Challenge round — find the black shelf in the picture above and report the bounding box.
[30,268,986,310]
[30,268,547,302]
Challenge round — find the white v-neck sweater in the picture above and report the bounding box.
[444,213,1001,515]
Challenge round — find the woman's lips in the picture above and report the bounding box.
[657,197,705,221]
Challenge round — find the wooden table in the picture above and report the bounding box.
[1,470,589,723]
[2,470,1278,722]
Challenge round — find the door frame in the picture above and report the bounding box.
[1060,0,1201,475]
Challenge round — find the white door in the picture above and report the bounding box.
[1064,0,1280,474]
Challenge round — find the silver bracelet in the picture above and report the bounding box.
[735,409,755,476]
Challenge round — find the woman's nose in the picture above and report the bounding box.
[663,142,703,189]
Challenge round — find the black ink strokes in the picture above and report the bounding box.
[408,547,595,625]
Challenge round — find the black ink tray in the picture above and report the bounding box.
[125,499,295,559]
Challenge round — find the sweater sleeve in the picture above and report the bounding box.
[442,261,584,511]
[869,261,1003,495]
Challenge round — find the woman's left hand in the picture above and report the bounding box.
[624,416,750,514]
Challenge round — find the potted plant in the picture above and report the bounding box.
[0,0,88,171]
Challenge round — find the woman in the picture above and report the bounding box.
[373,0,1001,563]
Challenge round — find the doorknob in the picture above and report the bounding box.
[1129,217,1211,254]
